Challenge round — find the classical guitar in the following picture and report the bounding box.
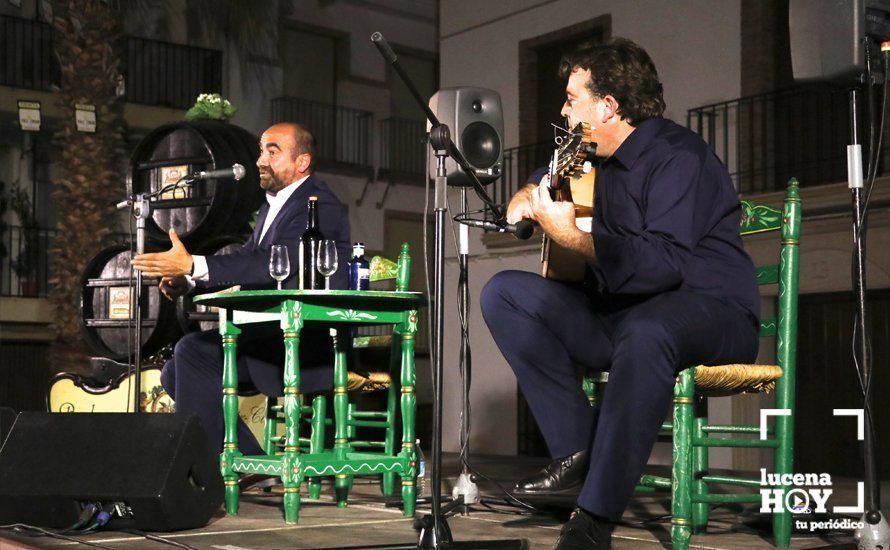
[47,360,269,444]
[541,122,596,282]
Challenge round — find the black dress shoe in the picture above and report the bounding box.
[553,508,612,550]
[513,450,589,494]
[238,474,280,492]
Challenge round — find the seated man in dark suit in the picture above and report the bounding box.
[132,122,351,456]
[480,39,760,549]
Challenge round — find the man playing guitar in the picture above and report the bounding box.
[480,38,760,549]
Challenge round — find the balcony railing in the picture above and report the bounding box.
[0,15,222,110]
[379,117,427,180]
[688,84,853,194]
[0,14,57,91]
[1,225,56,298]
[122,36,223,110]
[271,97,373,168]
[493,142,553,207]
[1,226,132,298]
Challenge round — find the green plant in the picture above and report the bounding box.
[0,180,8,260]
[185,93,236,121]
[9,181,38,279]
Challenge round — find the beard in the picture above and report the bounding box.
[259,169,283,192]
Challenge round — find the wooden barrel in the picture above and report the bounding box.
[79,244,181,361]
[129,120,263,248]
[176,235,247,333]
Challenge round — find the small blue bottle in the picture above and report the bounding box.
[348,242,370,290]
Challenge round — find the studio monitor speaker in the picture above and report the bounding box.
[0,412,223,531]
[428,87,504,187]
[790,0,890,82]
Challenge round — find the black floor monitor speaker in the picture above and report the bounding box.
[0,407,16,445]
[0,412,224,531]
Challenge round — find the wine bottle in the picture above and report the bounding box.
[348,242,370,290]
[298,196,325,289]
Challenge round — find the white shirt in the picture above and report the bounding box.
[191,175,309,281]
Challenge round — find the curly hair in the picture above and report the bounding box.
[558,37,666,125]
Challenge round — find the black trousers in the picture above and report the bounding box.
[160,324,334,456]
[479,270,759,520]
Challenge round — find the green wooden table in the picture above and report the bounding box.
[194,289,425,524]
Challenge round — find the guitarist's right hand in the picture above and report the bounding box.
[506,181,545,224]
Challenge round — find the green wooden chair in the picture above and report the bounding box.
[256,394,329,498]
[339,244,415,500]
[586,178,801,550]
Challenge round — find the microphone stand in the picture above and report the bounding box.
[116,178,194,414]
[455,186,475,512]
[849,63,890,549]
[357,32,527,550]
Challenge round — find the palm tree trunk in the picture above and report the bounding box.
[49,0,126,373]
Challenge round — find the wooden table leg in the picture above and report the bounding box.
[332,327,351,507]
[220,311,242,516]
[307,395,326,499]
[281,300,304,524]
[399,310,418,517]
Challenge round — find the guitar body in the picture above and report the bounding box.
[539,122,597,282]
[47,367,268,444]
[541,169,596,282]
[48,367,175,414]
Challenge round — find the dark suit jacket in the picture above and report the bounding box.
[195,173,351,396]
[197,173,352,292]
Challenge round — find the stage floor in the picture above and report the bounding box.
[0,454,871,549]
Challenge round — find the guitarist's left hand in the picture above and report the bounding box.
[530,177,577,243]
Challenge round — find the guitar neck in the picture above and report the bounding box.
[574,205,593,218]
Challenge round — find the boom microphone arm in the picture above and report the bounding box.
[371,32,504,220]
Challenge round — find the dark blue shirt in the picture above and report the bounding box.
[589,116,759,321]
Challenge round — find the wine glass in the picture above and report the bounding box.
[269,245,290,290]
[316,240,338,290]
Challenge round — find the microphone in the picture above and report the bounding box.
[188,163,246,182]
[459,218,534,240]
[371,32,398,64]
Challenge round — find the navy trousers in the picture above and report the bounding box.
[479,270,759,520]
[160,324,334,456]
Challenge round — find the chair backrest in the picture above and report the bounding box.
[368,243,411,291]
[354,243,413,349]
[740,178,801,394]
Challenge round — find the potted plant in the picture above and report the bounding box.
[185,93,237,121]
[0,180,8,264]
[9,182,40,297]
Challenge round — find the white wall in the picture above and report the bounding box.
[289,1,437,85]
[441,0,741,149]
[438,1,743,460]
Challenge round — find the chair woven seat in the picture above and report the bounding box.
[352,334,394,349]
[346,371,392,393]
[693,364,783,397]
